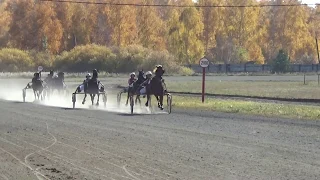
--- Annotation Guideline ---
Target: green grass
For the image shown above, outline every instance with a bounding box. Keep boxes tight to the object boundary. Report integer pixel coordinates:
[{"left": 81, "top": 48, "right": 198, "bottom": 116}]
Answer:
[
  {"left": 173, "top": 96, "right": 320, "bottom": 120},
  {"left": 167, "top": 81, "right": 320, "bottom": 99}
]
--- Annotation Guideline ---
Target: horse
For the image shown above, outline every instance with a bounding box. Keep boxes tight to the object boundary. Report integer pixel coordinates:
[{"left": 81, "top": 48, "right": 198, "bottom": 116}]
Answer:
[
  {"left": 126, "top": 70, "right": 146, "bottom": 106},
  {"left": 28, "top": 75, "right": 45, "bottom": 101},
  {"left": 82, "top": 77, "right": 105, "bottom": 106},
  {"left": 145, "top": 67, "right": 166, "bottom": 110},
  {"left": 47, "top": 72, "right": 67, "bottom": 96}
]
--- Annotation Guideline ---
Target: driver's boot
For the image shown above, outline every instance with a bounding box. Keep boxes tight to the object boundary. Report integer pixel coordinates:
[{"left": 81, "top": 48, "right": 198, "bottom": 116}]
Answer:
[
  {"left": 145, "top": 101, "right": 149, "bottom": 107},
  {"left": 82, "top": 100, "right": 86, "bottom": 104}
]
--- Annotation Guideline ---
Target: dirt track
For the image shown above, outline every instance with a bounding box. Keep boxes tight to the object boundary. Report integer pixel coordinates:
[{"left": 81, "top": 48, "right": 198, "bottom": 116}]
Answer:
[{"left": 0, "top": 99, "right": 319, "bottom": 180}]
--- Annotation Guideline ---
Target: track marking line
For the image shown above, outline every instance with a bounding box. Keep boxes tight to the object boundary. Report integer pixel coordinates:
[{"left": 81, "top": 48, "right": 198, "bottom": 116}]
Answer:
[
  {"left": 0, "top": 147, "right": 49, "bottom": 180},
  {"left": 0, "top": 137, "right": 25, "bottom": 148},
  {"left": 1, "top": 174, "right": 9, "bottom": 180},
  {"left": 123, "top": 164, "right": 141, "bottom": 180},
  {"left": 24, "top": 123, "right": 56, "bottom": 180},
  {"left": 2, "top": 133, "right": 131, "bottom": 180}
]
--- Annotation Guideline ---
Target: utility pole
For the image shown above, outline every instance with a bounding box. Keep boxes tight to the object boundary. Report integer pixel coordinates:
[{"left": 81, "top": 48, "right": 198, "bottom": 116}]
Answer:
[{"left": 316, "top": 37, "right": 320, "bottom": 64}]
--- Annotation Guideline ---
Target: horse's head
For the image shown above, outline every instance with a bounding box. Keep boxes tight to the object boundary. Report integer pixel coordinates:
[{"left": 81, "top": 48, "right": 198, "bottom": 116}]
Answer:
[
  {"left": 154, "top": 65, "right": 165, "bottom": 77},
  {"left": 138, "top": 70, "right": 144, "bottom": 79},
  {"left": 34, "top": 72, "right": 40, "bottom": 78},
  {"left": 58, "top": 72, "right": 65, "bottom": 79},
  {"left": 92, "top": 69, "right": 98, "bottom": 79}
]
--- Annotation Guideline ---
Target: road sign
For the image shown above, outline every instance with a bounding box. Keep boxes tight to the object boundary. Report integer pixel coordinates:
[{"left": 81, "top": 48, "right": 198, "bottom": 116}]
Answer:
[
  {"left": 38, "top": 66, "right": 43, "bottom": 72},
  {"left": 199, "top": 58, "right": 210, "bottom": 68},
  {"left": 199, "top": 57, "right": 210, "bottom": 103}
]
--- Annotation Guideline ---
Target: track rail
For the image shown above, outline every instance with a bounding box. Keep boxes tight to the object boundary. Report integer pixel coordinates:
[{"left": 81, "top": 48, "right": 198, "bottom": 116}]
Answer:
[{"left": 116, "top": 85, "right": 320, "bottom": 104}]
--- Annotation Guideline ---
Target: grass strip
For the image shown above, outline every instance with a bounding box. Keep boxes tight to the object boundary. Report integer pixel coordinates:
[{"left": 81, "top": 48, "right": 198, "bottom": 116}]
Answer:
[{"left": 173, "top": 96, "right": 320, "bottom": 120}]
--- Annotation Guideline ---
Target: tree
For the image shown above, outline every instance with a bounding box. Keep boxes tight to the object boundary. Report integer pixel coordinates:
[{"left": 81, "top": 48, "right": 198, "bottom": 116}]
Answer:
[
  {"left": 35, "top": 2, "right": 63, "bottom": 53},
  {"left": 180, "top": 7, "right": 205, "bottom": 64},
  {"left": 267, "top": 0, "right": 315, "bottom": 63},
  {"left": 7, "top": 0, "right": 37, "bottom": 50},
  {"left": 198, "top": 0, "right": 223, "bottom": 54},
  {"left": 104, "top": 0, "right": 138, "bottom": 47},
  {"left": 167, "top": 3, "right": 204, "bottom": 64},
  {"left": 0, "top": 0, "right": 11, "bottom": 47},
  {"left": 272, "top": 49, "right": 290, "bottom": 73},
  {"left": 137, "top": 0, "right": 166, "bottom": 50}
]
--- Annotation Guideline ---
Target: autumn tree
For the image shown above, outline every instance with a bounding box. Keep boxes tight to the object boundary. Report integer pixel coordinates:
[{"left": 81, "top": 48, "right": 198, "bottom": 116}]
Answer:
[
  {"left": 137, "top": 0, "right": 166, "bottom": 50},
  {"left": 7, "top": 0, "right": 37, "bottom": 50},
  {"left": 104, "top": 0, "right": 138, "bottom": 47},
  {"left": 0, "top": 0, "right": 11, "bottom": 47},
  {"left": 34, "top": 2, "right": 63, "bottom": 53}
]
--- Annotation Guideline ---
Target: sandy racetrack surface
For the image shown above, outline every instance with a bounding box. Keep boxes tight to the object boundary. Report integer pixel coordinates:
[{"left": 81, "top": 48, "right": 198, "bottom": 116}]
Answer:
[
  {"left": 0, "top": 78, "right": 319, "bottom": 179},
  {"left": 0, "top": 100, "right": 319, "bottom": 180}
]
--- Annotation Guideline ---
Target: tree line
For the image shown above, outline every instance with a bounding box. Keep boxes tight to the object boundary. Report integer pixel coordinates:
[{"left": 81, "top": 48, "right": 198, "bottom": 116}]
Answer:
[{"left": 0, "top": 0, "right": 320, "bottom": 66}]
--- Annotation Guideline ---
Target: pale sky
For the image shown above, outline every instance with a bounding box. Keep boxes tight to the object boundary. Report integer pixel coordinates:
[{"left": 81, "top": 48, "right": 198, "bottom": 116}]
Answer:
[
  {"left": 302, "top": 0, "right": 320, "bottom": 5},
  {"left": 193, "top": 0, "right": 320, "bottom": 5}
]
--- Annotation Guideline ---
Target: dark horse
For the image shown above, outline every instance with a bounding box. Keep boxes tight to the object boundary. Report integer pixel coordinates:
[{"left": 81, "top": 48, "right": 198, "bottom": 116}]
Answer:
[
  {"left": 145, "top": 66, "right": 166, "bottom": 110},
  {"left": 28, "top": 73, "right": 45, "bottom": 101},
  {"left": 46, "top": 72, "right": 67, "bottom": 96},
  {"left": 82, "top": 70, "right": 105, "bottom": 106},
  {"left": 126, "top": 70, "right": 146, "bottom": 105}
]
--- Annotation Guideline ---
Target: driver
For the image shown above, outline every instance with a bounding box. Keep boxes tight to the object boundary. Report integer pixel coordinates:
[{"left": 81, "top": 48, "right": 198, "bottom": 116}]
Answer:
[
  {"left": 76, "top": 73, "right": 91, "bottom": 93},
  {"left": 128, "top": 72, "right": 136, "bottom": 85},
  {"left": 139, "top": 71, "right": 152, "bottom": 95},
  {"left": 32, "top": 72, "right": 41, "bottom": 83},
  {"left": 84, "top": 73, "right": 91, "bottom": 83},
  {"left": 44, "top": 70, "right": 54, "bottom": 83},
  {"left": 30, "top": 72, "right": 42, "bottom": 88}
]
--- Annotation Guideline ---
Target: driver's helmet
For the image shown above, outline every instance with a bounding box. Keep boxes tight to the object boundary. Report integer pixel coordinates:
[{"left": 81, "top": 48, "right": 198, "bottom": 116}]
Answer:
[
  {"left": 34, "top": 72, "right": 40, "bottom": 78},
  {"left": 156, "top": 65, "right": 163, "bottom": 68},
  {"left": 130, "top": 72, "right": 136, "bottom": 77},
  {"left": 53, "top": 74, "right": 58, "bottom": 78},
  {"left": 86, "top": 73, "right": 91, "bottom": 78},
  {"left": 145, "top": 71, "right": 152, "bottom": 78}
]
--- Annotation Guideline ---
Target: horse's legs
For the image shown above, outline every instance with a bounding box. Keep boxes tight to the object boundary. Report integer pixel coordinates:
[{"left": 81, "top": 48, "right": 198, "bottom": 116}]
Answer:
[
  {"left": 159, "top": 95, "right": 164, "bottom": 110},
  {"left": 135, "top": 95, "right": 141, "bottom": 104},
  {"left": 96, "top": 94, "right": 100, "bottom": 106},
  {"left": 82, "top": 93, "right": 87, "bottom": 104},
  {"left": 154, "top": 95, "right": 160, "bottom": 107},
  {"left": 33, "top": 90, "right": 37, "bottom": 101},
  {"left": 90, "top": 94, "right": 95, "bottom": 105},
  {"left": 145, "top": 94, "right": 150, "bottom": 107},
  {"left": 126, "top": 91, "right": 130, "bottom": 106}
]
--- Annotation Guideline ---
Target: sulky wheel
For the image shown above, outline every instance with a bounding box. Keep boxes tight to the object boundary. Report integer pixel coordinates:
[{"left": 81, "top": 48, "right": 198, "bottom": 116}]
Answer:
[
  {"left": 130, "top": 95, "right": 134, "bottom": 114},
  {"left": 22, "top": 89, "right": 26, "bottom": 102},
  {"left": 103, "top": 93, "right": 107, "bottom": 108},
  {"left": 117, "top": 92, "right": 122, "bottom": 107},
  {"left": 72, "top": 93, "right": 76, "bottom": 109},
  {"left": 167, "top": 94, "right": 172, "bottom": 114}
]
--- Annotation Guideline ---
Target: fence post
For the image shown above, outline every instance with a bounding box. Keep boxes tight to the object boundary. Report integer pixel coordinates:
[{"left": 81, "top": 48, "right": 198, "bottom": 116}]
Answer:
[
  {"left": 318, "top": 74, "right": 320, "bottom": 86},
  {"left": 299, "top": 64, "right": 301, "bottom": 72},
  {"left": 304, "top": 73, "right": 306, "bottom": 85}
]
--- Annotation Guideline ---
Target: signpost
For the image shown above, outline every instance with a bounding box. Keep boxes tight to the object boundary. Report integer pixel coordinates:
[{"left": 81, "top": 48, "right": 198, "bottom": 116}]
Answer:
[
  {"left": 38, "top": 66, "right": 43, "bottom": 72},
  {"left": 38, "top": 66, "right": 43, "bottom": 78},
  {"left": 199, "top": 57, "right": 209, "bottom": 103}
]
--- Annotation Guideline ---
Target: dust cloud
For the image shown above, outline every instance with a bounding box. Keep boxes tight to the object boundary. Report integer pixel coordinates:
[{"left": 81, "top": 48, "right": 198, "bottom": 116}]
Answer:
[{"left": 0, "top": 78, "right": 167, "bottom": 115}]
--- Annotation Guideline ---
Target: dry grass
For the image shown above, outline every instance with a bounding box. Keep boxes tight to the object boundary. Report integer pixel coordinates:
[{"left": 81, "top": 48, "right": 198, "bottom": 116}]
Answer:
[
  {"left": 173, "top": 96, "right": 320, "bottom": 120},
  {"left": 167, "top": 81, "right": 320, "bottom": 99}
]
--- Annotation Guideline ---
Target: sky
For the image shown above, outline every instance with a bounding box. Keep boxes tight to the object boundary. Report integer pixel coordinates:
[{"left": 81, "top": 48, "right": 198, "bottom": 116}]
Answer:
[
  {"left": 303, "top": 0, "right": 320, "bottom": 5},
  {"left": 193, "top": 0, "right": 320, "bottom": 5}
]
